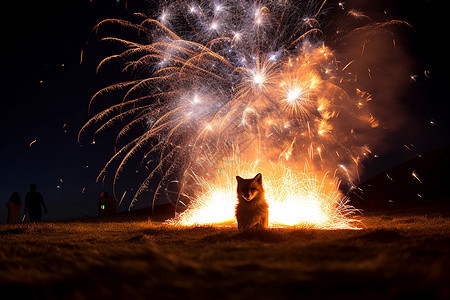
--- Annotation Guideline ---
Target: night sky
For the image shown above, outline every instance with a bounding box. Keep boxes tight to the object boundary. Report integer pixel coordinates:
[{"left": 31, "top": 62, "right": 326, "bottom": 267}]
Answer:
[{"left": 1, "top": 0, "right": 449, "bottom": 221}]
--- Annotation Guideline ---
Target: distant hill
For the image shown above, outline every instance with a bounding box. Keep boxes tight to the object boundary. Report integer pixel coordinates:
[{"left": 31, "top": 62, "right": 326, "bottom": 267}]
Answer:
[{"left": 349, "top": 145, "right": 450, "bottom": 211}]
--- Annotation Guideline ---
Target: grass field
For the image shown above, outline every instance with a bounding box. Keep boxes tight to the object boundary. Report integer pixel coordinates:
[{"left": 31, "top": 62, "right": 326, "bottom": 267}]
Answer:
[{"left": 1, "top": 210, "right": 450, "bottom": 299}]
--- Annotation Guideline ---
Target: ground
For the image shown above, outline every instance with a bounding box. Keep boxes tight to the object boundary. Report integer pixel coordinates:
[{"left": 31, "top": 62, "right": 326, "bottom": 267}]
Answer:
[{"left": 1, "top": 209, "right": 450, "bottom": 299}]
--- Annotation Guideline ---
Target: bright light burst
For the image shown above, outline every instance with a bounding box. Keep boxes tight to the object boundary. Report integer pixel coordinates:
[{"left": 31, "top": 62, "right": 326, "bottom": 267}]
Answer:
[
  {"left": 79, "top": 0, "right": 407, "bottom": 228},
  {"left": 168, "top": 153, "right": 358, "bottom": 229}
]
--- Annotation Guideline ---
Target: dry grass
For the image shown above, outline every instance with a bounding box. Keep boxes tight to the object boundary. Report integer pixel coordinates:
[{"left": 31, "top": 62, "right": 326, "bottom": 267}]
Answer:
[{"left": 1, "top": 213, "right": 450, "bottom": 299}]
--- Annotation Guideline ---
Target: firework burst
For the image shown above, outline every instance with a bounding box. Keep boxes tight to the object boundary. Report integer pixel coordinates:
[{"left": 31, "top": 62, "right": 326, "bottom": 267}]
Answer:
[{"left": 79, "top": 0, "right": 408, "bottom": 228}]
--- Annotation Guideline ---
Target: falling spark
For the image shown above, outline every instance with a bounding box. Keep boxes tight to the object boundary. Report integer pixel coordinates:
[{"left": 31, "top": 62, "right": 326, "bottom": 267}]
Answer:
[
  {"left": 386, "top": 173, "right": 394, "bottom": 182},
  {"left": 412, "top": 171, "right": 422, "bottom": 184},
  {"left": 80, "top": 49, "right": 84, "bottom": 64},
  {"left": 118, "top": 191, "right": 127, "bottom": 208},
  {"left": 29, "top": 140, "right": 37, "bottom": 148}
]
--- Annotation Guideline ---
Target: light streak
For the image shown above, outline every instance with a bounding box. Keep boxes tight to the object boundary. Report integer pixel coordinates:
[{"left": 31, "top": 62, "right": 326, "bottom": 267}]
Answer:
[
  {"left": 412, "top": 171, "right": 422, "bottom": 184},
  {"left": 118, "top": 191, "right": 127, "bottom": 208}
]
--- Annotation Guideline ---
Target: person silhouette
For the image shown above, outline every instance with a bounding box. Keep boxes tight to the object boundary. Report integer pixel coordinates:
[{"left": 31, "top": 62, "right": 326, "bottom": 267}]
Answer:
[
  {"left": 6, "top": 192, "right": 22, "bottom": 224},
  {"left": 25, "top": 184, "right": 47, "bottom": 222}
]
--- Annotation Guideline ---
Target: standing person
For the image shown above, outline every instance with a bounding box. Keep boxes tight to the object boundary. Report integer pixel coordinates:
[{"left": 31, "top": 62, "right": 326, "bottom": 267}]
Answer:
[
  {"left": 5, "top": 192, "right": 22, "bottom": 224},
  {"left": 25, "top": 184, "right": 47, "bottom": 222}
]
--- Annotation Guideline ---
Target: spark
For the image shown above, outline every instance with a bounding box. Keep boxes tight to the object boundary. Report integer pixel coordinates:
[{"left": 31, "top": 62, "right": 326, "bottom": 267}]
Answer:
[
  {"left": 386, "top": 174, "right": 394, "bottom": 182},
  {"left": 189, "top": 5, "right": 198, "bottom": 13},
  {"left": 159, "top": 9, "right": 170, "bottom": 23},
  {"left": 190, "top": 94, "right": 201, "bottom": 104},
  {"left": 412, "top": 171, "right": 422, "bottom": 184},
  {"left": 268, "top": 53, "right": 279, "bottom": 62},
  {"left": 348, "top": 9, "right": 369, "bottom": 20},
  {"left": 118, "top": 191, "right": 127, "bottom": 208}
]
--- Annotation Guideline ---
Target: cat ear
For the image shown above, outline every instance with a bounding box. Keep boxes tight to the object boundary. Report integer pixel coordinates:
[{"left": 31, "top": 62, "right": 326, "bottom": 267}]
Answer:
[
  {"left": 253, "top": 173, "right": 262, "bottom": 184},
  {"left": 236, "top": 176, "right": 243, "bottom": 183}
]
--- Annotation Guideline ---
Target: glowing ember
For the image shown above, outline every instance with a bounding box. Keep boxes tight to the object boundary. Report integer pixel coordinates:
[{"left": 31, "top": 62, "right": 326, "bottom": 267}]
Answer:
[{"left": 80, "top": 0, "right": 408, "bottom": 229}]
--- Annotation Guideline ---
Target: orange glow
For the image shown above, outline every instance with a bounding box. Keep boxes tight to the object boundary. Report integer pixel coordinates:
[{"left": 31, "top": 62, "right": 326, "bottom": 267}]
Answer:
[{"left": 167, "top": 157, "right": 360, "bottom": 229}]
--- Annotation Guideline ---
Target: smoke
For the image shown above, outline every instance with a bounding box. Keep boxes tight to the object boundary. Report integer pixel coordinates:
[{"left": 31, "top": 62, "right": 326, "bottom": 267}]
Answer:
[{"left": 331, "top": 15, "right": 418, "bottom": 179}]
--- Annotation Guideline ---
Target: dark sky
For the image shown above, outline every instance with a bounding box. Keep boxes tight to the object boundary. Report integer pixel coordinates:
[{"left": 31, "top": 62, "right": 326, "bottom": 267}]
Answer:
[{"left": 1, "top": 0, "right": 448, "bottom": 221}]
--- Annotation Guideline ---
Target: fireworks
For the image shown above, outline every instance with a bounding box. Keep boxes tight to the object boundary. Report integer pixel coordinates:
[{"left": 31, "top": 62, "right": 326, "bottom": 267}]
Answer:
[
  {"left": 79, "top": 0, "right": 407, "bottom": 228},
  {"left": 168, "top": 155, "right": 358, "bottom": 229}
]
